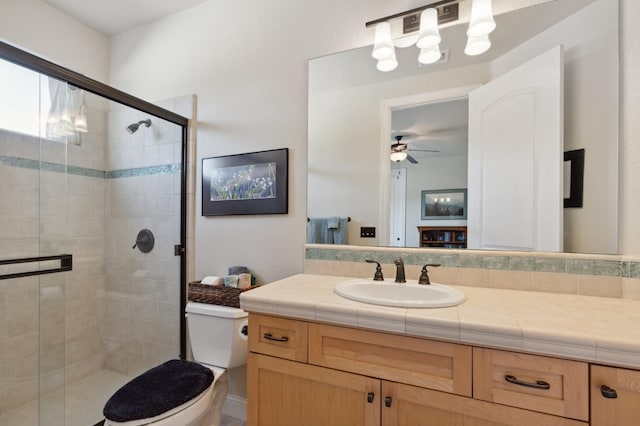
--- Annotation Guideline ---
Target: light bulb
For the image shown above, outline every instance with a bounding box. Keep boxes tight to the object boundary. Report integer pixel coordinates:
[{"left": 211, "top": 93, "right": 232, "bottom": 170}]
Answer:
[
  {"left": 416, "top": 8, "right": 441, "bottom": 49},
  {"left": 390, "top": 151, "right": 407, "bottom": 162},
  {"left": 377, "top": 52, "right": 398, "bottom": 72},
  {"left": 74, "top": 114, "right": 88, "bottom": 132},
  {"left": 372, "top": 22, "right": 394, "bottom": 60},
  {"left": 465, "top": 34, "right": 491, "bottom": 56},
  {"left": 467, "top": 0, "right": 496, "bottom": 37},
  {"left": 418, "top": 45, "right": 442, "bottom": 64}
]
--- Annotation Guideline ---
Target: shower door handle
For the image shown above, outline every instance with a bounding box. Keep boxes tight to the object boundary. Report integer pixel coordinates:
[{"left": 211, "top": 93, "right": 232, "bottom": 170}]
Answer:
[{"left": 0, "top": 254, "right": 73, "bottom": 280}]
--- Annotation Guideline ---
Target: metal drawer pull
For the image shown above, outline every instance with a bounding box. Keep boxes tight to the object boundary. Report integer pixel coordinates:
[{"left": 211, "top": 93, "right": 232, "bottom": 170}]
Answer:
[
  {"left": 263, "top": 333, "right": 289, "bottom": 342},
  {"left": 601, "top": 385, "right": 618, "bottom": 399},
  {"left": 367, "top": 392, "right": 374, "bottom": 403},
  {"left": 505, "top": 374, "right": 551, "bottom": 390},
  {"left": 384, "top": 396, "right": 392, "bottom": 407}
]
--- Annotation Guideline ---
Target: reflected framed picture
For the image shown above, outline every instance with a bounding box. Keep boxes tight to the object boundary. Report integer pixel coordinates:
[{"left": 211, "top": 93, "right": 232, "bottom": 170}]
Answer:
[
  {"left": 202, "top": 148, "right": 288, "bottom": 216},
  {"left": 421, "top": 189, "right": 467, "bottom": 220}
]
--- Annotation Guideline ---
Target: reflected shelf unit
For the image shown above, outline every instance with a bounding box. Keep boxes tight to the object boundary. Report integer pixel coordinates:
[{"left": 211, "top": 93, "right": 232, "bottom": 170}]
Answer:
[{"left": 418, "top": 226, "right": 467, "bottom": 249}]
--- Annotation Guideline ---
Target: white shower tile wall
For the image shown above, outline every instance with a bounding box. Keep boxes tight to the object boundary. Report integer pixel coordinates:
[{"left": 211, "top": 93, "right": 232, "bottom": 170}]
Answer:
[{"left": 102, "top": 104, "right": 182, "bottom": 377}]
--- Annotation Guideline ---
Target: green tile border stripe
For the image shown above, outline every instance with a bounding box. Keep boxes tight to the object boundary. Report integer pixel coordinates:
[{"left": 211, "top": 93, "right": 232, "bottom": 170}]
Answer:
[
  {"left": 1, "top": 155, "right": 106, "bottom": 178},
  {"left": 106, "top": 163, "right": 182, "bottom": 179},
  {"left": 1, "top": 155, "right": 181, "bottom": 179},
  {"left": 305, "top": 247, "right": 640, "bottom": 279}
]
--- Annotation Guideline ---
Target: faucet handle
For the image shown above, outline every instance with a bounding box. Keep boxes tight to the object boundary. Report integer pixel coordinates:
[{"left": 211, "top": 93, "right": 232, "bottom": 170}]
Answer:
[
  {"left": 418, "top": 263, "right": 441, "bottom": 285},
  {"left": 365, "top": 260, "right": 384, "bottom": 281}
]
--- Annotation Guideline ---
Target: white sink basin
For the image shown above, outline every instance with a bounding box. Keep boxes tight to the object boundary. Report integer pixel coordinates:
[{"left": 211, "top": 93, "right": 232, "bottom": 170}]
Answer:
[{"left": 334, "top": 279, "right": 465, "bottom": 308}]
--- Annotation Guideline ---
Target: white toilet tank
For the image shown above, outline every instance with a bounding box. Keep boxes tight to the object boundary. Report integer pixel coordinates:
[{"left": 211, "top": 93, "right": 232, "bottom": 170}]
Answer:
[{"left": 185, "top": 302, "right": 249, "bottom": 369}]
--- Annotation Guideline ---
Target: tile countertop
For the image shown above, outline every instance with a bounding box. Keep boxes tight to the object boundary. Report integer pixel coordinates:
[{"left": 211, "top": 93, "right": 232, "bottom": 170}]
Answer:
[{"left": 240, "top": 274, "right": 640, "bottom": 369}]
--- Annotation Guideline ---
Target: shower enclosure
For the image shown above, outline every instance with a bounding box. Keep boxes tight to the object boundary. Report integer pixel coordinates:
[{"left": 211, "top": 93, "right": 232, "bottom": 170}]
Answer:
[{"left": 0, "top": 42, "right": 190, "bottom": 425}]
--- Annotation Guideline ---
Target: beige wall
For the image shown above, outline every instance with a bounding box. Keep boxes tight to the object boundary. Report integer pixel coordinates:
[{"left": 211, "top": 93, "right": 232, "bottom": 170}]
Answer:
[{"left": 0, "top": 0, "right": 109, "bottom": 82}]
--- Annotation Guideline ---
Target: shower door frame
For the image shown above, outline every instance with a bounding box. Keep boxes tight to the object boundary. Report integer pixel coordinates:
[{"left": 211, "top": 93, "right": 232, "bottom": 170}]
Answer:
[{"left": 0, "top": 40, "right": 190, "bottom": 360}]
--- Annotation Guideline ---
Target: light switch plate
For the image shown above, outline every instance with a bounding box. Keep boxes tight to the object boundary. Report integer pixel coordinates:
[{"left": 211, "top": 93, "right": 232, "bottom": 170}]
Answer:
[{"left": 360, "top": 227, "right": 376, "bottom": 238}]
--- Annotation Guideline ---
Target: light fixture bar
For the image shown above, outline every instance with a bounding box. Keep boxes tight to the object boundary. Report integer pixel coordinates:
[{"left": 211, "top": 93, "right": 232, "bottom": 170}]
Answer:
[{"left": 365, "top": 0, "right": 459, "bottom": 29}]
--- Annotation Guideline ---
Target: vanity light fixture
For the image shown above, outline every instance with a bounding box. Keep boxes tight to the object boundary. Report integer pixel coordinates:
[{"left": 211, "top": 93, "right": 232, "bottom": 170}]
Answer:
[
  {"left": 73, "top": 105, "right": 88, "bottom": 133},
  {"left": 366, "top": 0, "right": 495, "bottom": 72},
  {"left": 467, "top": 0, "right": 496, "bottom": 37}
]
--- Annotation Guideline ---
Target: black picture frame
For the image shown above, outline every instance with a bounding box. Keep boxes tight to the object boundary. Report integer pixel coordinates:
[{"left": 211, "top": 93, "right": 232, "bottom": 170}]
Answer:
[
  {"left": 564, "top": 149, "right": 585, "bottom": 208},
  {"left": 202, "top": 148, "right": 288, "bottom": 216},
  {"left": 421, "top": 189, "right": 467, "bottom": 220}
]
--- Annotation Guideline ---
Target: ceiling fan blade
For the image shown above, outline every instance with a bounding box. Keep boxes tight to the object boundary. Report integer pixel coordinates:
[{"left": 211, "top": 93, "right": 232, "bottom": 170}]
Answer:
[
  {"left": 406, "top": 154, "right": 418, "bottom": 164},
  {"left": 408, "top": 148, "right": 440, "bottom": 153}
]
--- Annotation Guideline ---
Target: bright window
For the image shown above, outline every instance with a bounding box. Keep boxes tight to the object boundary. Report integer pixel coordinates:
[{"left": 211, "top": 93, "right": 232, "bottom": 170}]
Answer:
[{"left": 0, "top": 58, "right": 51, "bottom": 137}]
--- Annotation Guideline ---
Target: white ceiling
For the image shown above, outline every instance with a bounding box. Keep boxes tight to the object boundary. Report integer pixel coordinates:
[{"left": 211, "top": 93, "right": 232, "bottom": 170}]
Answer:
[
  {"left": 392, "top": 98, "right": 469, "bottom": 160},
  {"left": 43, "top": 0, "right": 211, "bottom": 36}
]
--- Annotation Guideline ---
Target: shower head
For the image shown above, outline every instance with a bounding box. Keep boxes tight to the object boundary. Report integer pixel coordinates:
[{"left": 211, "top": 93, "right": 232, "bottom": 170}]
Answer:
[{"left": 126, "top": 119, "right": 152, "bottom": 134}]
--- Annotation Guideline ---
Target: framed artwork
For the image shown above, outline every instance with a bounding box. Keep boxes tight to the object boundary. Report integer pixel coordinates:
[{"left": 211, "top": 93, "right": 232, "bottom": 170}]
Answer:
[
  {"left": 202, "top": 148, "right": 288, "bottom": 216},
  {"left": 421, "top": 189, "right": 467, "bottom": 220}
]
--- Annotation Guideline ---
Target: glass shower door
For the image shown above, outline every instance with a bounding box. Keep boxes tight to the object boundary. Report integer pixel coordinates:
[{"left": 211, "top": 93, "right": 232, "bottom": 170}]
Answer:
[
  {"left": 0, "top": 62, "right": 70, "bottom": 425},
  {"left": 1, "top": 43, "right": 188, "bottom": 426}
]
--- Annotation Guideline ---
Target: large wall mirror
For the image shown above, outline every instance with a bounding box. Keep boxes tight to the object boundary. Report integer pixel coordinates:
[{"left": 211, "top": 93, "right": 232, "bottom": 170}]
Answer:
[{"left": 308, "top": 0, "right": 619, "bottom": 254}]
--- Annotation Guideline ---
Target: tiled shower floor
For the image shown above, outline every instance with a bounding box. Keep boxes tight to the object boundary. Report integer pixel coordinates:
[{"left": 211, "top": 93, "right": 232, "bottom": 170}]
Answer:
[
  {"left": 0, "top": 369, "right": 246, "bottom": 426},
  {"left": 0, "top": 369, "right": 130, "bottom": 426}
]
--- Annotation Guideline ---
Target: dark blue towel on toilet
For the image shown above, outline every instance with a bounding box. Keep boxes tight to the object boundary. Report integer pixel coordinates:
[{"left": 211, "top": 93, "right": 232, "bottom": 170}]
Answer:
[{"left": 103, "top": 359, "right": 214, "bottom": 422}]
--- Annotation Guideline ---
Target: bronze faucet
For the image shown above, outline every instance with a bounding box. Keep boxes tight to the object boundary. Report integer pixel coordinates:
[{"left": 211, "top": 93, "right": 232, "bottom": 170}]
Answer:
[
  {"left": 365, "top": 260, "right": 384, "bottom": 281},
  {"left": 394, "top": 257, "right": 406, "bottom": 283},
  {"left": 418, "top": 263, "right": 441, "bottom": 285}
]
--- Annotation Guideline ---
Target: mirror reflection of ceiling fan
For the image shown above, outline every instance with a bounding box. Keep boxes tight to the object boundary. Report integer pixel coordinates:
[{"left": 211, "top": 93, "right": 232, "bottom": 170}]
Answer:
[{"left": 390, "top": 134, "right": 439, "bottom": 164}]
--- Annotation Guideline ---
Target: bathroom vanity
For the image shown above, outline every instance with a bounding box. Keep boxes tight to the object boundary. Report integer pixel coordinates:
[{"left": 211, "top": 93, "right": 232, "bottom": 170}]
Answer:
[{"left": 241, "top": 274, "right": 640, "bottom": 425}]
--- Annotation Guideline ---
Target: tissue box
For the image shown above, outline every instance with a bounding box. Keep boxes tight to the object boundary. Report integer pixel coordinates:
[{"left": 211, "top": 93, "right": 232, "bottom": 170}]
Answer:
[{"left": 188, "top": 281, "right": 258, "bottom": 308}]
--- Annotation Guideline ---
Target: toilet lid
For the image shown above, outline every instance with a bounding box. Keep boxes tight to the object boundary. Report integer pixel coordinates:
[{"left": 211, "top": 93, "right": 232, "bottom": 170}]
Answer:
[{"left": 103, "top": 359, "right": 214, "bottom": 422}]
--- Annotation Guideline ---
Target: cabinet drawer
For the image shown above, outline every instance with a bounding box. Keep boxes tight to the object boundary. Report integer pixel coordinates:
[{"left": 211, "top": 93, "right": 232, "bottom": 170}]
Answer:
[
  {"left": 473, "top": 348, "right": 588, "bottom": 421},
  {"left": 309, "top": 323, "right": 472, "bottom": 396},
  {"left": 248, "top": 314, "right": 308, "bottom": 362}
]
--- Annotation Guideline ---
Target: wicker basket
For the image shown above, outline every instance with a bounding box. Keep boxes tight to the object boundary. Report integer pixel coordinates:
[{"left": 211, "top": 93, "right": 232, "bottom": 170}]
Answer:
[{"left": 187, "top": 282, "right": 257, "bottom": 308}]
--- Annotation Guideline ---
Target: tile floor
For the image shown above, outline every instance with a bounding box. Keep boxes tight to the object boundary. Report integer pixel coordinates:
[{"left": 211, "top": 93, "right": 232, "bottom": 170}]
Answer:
[
  {"left": 0, "top": 369, "right": 246, "bottom": 426},
  {"left": 222, "top": 414, "right": 247, "bottom": 426}
]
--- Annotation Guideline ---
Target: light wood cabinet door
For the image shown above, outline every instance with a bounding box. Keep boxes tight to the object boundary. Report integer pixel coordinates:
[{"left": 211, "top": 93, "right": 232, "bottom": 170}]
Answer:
[
  {"left": 247, "top": 353, "right": 380, "bottom": 426},
  {"left": 591, "top": 365, "right": 640, "bottom": 426},
  {"left": 473, "top": 347, "right": 588, "bottom": 420},
  {"left": 309, "top": 322, "right": 472, "bottom": 396},
  {"left": 381, "top": 381, "right": 587, "bottom": 426}
]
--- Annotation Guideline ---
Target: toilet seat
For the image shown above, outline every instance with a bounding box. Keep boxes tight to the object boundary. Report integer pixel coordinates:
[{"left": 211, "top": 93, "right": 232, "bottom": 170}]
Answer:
[
  {"left": 105, "top": 382, "right": 214, "bottom": 426},
  {"left": 104, "top": 361, "right": 226, "bottom": 426}
]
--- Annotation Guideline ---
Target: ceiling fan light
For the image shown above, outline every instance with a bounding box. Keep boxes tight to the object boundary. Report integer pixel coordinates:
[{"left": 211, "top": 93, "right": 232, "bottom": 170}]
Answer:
[
  {"left": 418, "top": 45, "right": 442, "bottom": 65},
  {"left": 372, "top": 22, "right": 395, "bottom": 60},
  {"left": 464, "top": 34, "right": 491, "bottom": 56},
  {"left": 416, "top": 8, "right": 441, "bottom": 49},
  {"left": 390, "top": 151, "right": 408, "bottom": 162},
  {"left": 467, "top": 0, "right": 496, "bottom": 37},
  {"left": 377, "top": 52, "right": 398, "bottom": 72}
]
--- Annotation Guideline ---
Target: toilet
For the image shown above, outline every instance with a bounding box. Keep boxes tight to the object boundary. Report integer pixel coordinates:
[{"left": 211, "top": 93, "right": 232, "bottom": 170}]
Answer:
[{"left": 103, "top": 302, "right": 248, "bottom": 426}]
